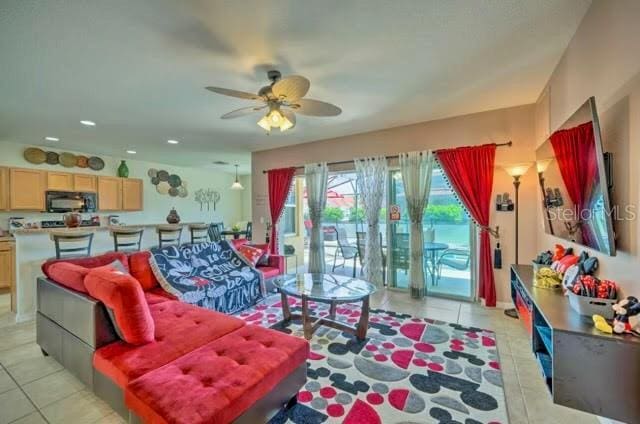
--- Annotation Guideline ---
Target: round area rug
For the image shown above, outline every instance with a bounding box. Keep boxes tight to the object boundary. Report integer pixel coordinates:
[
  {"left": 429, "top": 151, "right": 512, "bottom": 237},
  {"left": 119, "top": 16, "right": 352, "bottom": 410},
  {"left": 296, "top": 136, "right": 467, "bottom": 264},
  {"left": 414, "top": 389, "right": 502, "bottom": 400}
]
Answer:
[{"left": 235, "top": 295, "right": 508, "bottom": 424}]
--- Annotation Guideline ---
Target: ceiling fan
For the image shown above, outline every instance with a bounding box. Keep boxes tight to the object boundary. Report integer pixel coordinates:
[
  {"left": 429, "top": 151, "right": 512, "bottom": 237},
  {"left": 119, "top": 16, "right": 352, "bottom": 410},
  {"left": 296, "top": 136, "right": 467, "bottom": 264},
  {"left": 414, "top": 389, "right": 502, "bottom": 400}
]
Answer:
[{"left": 205, "top": 70, "right": 342, "bottom": 132}]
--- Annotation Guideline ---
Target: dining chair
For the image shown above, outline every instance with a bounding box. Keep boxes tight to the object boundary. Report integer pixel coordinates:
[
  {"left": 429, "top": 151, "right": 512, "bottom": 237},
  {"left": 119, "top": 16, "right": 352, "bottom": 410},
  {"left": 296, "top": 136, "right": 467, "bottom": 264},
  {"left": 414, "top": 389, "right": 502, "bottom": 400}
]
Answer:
[
  {"left": 208, "top": 223, "right": 222, "bottom": 242},
  {"left": 245, "top": 222, "right": 252, "bottom": 241},
  {"left": 331, "top": 227, "right": 358, "bottom": 277}
]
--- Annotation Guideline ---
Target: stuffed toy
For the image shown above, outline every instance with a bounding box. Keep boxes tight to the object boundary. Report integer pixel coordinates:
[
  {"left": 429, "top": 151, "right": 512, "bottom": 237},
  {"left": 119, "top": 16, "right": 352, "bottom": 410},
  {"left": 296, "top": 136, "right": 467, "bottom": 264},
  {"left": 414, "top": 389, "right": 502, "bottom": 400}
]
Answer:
[{"left": 612, "top": 296, "right": 640, "bottom": 335}]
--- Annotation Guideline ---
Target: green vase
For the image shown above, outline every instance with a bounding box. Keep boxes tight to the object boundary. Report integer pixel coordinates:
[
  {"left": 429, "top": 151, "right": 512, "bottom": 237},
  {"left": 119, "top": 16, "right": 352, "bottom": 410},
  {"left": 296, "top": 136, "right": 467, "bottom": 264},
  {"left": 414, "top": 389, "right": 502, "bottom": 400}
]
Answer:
[{"left": 117, "top": 160, "right": 129, "bottom": 178}]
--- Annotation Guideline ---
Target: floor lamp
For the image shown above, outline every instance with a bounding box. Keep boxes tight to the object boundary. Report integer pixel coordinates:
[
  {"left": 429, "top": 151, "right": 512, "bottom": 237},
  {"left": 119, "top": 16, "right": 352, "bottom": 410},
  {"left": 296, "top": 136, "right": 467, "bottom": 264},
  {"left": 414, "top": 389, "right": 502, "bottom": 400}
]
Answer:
[{"left": 502, "top": 163, "right": 533, "bottom": 318}]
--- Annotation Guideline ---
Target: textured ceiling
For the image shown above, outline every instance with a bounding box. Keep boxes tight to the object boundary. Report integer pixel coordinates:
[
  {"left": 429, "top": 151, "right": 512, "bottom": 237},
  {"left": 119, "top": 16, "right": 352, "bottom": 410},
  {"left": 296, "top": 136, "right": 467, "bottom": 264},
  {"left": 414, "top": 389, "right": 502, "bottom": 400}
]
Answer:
[{"left": 0, "top": 0, "right": 591, "bottom": 172}]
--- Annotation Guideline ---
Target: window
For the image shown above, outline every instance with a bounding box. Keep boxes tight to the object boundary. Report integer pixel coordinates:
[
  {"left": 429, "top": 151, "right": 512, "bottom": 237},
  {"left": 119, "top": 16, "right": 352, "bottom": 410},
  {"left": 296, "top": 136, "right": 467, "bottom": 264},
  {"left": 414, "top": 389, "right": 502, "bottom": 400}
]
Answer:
[{"left": 282, "top": 183, "right": 296, "bottom": 236}]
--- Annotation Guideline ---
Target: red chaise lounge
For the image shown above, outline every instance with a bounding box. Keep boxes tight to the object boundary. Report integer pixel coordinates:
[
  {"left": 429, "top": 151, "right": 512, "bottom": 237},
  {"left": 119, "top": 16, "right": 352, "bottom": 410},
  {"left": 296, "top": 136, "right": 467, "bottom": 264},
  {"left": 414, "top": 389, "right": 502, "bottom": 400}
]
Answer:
[{"left": 37, "top": 251, "right": 307, "bottom": 423}]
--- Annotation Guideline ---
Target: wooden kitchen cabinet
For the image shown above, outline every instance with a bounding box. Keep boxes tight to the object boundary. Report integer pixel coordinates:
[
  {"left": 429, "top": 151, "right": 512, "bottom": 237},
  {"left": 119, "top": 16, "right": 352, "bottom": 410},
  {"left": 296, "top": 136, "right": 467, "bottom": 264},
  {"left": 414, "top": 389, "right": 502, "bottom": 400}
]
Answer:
[
  {"left": 9, "top": 168, "right": 45, "bottom": 210},
  {"left": 73, "top": 174, "right": 97, "bottom": 192},
  {"left": 0, "top": 242, "right": 15, "bottom": 289},
  {"left": 47, "top": 171, "right": 74, "bottom": 191},
  {"left": 97, "top": 176, "right": 122, "bottom": 211},
  {"left": 122, "top": 178, "right": 143, "bottom": 211},
  {"left": 0, "top": 167, "right": 8, "bottom": 210}
]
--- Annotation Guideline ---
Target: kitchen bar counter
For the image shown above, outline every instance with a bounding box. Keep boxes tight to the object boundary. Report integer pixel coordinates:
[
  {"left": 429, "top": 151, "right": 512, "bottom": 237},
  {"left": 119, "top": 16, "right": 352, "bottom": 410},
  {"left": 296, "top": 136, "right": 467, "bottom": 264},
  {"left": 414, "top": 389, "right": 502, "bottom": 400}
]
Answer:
[
  {"left": 12, "top": 222, "right": 205, "bottom": 234},
  {"left": 11, "top": 222, "right": 209, "bottom": 321}
]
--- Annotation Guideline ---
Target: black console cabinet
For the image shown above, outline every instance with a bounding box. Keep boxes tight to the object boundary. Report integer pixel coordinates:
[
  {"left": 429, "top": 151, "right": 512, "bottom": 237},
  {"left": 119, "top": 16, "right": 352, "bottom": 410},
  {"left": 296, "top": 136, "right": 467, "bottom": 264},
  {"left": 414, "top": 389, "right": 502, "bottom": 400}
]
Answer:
[{"left": 510, "top": 265, "right": 640, "bottom": 423}]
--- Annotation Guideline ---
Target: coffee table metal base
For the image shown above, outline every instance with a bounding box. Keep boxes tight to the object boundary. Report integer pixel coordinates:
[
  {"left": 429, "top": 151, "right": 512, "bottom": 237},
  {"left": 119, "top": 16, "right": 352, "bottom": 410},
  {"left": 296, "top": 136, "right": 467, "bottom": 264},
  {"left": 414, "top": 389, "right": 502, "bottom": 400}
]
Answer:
[{"left": 280, "top": 292, "right": 370, "bottom": 341}]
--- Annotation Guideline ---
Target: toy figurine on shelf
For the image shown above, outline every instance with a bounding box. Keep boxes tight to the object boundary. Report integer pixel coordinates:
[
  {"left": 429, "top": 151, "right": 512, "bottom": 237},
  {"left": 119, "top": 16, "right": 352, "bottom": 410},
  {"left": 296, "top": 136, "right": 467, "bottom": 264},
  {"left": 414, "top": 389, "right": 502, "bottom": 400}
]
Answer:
[
  {"left": 612, "top": 296, "right": 640, "bottom": 336},
  {"left": 594, "top": 296, "right": 640, "bottom": 336}
]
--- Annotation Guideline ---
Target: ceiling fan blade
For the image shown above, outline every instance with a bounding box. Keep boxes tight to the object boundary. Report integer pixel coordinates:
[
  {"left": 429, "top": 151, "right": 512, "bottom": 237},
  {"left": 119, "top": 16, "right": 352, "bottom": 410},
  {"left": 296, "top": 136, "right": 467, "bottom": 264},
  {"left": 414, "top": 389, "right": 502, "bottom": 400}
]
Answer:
[
  {"left": 221, "top": 105, "right": 266, "bottom": 119},
  {"left": 205, "top": 86, "right": 261, "bottom": 100},
  {"left": 292, "top": 99, "right": 342, "bottom": 116},
  {"left": 272, "top": 75, "right": 310, "bottom": 102}
]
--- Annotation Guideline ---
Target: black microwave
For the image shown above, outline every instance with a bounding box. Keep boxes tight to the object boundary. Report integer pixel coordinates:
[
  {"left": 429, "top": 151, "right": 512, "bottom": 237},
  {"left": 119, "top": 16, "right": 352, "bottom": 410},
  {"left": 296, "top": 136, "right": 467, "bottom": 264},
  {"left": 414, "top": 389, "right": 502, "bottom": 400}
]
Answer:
[{"left": 45, "top": 191, "right": 97, "bottom": 213}]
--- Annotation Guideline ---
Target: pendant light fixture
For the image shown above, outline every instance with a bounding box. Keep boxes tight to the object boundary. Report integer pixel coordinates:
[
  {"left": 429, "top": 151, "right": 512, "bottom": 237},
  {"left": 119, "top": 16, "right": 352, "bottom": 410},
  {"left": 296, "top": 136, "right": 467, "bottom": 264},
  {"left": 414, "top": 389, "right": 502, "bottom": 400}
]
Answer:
[{"left": 230, "top": 164, "right": 244, "bottom": 190}]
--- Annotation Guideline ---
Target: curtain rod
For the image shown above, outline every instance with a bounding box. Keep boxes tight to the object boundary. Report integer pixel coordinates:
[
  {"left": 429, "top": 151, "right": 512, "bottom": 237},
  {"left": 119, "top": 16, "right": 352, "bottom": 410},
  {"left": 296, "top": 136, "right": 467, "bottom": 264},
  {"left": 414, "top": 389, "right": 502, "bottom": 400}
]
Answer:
[{"left": 261, "top": 141, "right": 512, "bottom": 174}]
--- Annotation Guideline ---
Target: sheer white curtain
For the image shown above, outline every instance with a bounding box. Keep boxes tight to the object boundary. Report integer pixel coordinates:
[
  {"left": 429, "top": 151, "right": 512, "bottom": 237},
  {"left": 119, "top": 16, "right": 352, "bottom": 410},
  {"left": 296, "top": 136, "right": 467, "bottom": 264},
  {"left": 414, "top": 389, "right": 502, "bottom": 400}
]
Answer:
[
  {"left": 305, "top": 163, "right": 329, "bottom": 273},
  {"left": 355, "top": 156, "right": 388, "bottom": 287},
  {"left": 400, "top": 150, "right": 434, "bottom": 298}
]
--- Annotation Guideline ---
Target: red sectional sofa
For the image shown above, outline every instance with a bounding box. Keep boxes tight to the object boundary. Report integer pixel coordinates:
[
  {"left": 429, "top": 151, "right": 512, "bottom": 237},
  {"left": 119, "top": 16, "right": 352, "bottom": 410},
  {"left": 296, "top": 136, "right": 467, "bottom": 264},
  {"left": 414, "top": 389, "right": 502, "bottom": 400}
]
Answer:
[{"left": 36, "top": 250, "right": 307, "bottom": 424}]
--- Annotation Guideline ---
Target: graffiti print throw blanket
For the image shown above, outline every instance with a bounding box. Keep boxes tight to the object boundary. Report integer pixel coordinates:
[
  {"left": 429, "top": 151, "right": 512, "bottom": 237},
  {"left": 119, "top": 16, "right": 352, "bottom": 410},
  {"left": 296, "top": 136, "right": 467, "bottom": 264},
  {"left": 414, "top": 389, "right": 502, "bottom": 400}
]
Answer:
[{"left": 149, "top": 241, "right": 264, "bottom": 314}]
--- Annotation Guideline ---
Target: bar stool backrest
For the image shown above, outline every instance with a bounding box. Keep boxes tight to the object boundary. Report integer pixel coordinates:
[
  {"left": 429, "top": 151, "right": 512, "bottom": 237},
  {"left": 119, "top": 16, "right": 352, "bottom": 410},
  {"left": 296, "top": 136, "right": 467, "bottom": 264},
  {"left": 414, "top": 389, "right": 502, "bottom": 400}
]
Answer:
[
  {"left": 50, "top": 231, "right": 94, "bottom": 259},
  {"left": 156, "top": 224, "right": 183, "bottom": 248},
  {"left": 110, "top": 227, "right": 144, "bottom": 252},
  {"left": 189, "top": 223, "right": 209, "bottom": 244}
]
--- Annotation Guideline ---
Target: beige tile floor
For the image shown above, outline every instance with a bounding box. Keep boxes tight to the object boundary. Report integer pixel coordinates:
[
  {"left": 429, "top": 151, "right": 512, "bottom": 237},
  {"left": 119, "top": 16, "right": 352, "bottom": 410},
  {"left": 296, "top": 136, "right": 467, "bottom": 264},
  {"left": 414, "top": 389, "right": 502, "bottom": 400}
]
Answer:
[{"left": 0, "top": 290, "right": 601, "bottom": 424}]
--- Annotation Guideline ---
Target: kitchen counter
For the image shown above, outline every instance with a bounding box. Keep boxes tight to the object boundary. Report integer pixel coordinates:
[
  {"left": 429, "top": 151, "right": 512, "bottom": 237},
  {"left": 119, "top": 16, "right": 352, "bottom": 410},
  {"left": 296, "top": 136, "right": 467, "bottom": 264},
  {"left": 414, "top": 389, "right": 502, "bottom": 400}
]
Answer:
[
  {"left": 11, "top": 222, "right": 205, "bottom": 234},
  {"left": 0, "top": 235, "right": 14, "bottom": 242},
  {"left": 10, "top": 222, "right": 209, "bottom": 322}
]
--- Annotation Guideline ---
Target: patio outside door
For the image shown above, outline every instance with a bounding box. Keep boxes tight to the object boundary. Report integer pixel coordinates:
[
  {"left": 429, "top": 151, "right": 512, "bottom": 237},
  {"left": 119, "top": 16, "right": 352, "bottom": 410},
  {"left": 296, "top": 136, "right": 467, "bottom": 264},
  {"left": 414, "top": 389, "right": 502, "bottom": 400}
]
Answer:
[{"left": 387, "top": 167, "right": 475, "bottom": 300}]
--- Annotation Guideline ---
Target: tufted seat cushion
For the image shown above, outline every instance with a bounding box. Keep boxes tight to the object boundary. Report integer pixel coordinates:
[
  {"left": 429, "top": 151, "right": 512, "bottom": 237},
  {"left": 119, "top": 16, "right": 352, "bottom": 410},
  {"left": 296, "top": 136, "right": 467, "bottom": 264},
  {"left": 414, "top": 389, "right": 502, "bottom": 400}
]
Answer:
[
  {"left": 144, "top": 287, "right": 177, "bottom": 305},
  {"left": 125, "top": 324, "right": 309, "bottom": 424},
  {"left": 94, "top": 300, "right": 245, "bottom": 387}
]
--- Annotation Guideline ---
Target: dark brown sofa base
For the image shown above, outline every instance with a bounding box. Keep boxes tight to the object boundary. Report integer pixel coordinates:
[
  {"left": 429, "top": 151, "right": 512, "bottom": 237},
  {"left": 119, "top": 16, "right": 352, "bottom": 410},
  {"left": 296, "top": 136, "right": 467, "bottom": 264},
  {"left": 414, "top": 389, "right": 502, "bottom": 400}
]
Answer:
[{"left": 36, "top": 277, "right": 305, "bottom": 423}]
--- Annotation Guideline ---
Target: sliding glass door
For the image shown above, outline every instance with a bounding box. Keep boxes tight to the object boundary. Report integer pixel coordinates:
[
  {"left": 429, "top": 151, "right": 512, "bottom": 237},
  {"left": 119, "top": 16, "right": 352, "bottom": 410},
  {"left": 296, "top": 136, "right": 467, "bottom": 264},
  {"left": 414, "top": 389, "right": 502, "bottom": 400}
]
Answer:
[{"left": 387, "top": 166, "right": 475, "bottom": 300}]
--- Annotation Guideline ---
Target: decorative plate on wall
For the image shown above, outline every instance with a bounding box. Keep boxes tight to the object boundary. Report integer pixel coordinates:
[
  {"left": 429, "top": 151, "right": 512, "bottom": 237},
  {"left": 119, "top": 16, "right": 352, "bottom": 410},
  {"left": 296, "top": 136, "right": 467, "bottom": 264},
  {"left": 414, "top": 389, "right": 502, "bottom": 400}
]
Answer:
[
  {"left": 45, "top": 151, "right": 59, "bottom": 165},
  {"left": 76, "top": 155, "right": 89, "bottom": 168},
  {"left": 24, "top": 147, "right": 47, "bottom": 164},
  {"left": 88, "top": 156, "right": 105, "bottom": 171},
  {"left": 59, "top": 152, "right": 77, "bottom": 167},
  {"left": 149, "top": 168, "right": 188, "bottom": 198}
]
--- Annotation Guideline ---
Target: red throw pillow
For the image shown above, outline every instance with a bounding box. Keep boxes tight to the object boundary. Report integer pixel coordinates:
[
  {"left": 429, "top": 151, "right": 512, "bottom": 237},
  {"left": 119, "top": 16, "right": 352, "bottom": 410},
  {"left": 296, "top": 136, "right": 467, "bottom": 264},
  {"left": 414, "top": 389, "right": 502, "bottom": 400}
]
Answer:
[
  {"left": 237, "top": 245, "right": 264, "bottom": 266},
  {"left": 45, "top": 260, "right": 126, "bottom": 293},
  {"left": 128, "top": 251, "right": 159, "bottom": 291},
  {"left": 84, "top": 268, "right": 155, "bottom": 345},
  {"left": 42, "top": 252, "right": 129, "bottom": 277}
]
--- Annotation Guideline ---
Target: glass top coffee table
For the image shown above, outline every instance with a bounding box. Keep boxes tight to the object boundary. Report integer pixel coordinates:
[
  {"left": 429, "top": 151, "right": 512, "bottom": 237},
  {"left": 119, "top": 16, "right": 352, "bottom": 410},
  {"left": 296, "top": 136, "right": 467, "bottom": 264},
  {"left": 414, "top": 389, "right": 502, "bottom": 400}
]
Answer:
[{"left": 273, "top": 273, "right": 377, "bottom": 341}]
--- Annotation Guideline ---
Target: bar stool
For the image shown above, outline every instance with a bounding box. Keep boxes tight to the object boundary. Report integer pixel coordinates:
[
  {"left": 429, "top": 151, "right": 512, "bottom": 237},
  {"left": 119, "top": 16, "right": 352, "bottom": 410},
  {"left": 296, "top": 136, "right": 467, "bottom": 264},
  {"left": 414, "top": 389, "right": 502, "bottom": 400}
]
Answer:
[
  {"left": 156, "top": 224, "right": 183, "bottom": 248},
  {"left": 188, "top": 223, "right": 209, "bottom": 244},
  {"left": 50, "top": 231, "right": 94, "bottom": 259},
  {"left": 110, "top": 227, "right": 144, "bottom": 252}
]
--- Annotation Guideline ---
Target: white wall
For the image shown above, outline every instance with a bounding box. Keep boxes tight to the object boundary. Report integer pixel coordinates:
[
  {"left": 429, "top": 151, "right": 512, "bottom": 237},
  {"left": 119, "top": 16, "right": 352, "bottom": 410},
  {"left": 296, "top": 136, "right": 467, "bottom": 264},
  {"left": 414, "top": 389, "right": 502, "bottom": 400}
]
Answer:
[
  {"left": 0, "top": 141, "right": 246, "bottom": 229},
  {"left": 535, "top": 0, "right": 640, "bottom": 298}
]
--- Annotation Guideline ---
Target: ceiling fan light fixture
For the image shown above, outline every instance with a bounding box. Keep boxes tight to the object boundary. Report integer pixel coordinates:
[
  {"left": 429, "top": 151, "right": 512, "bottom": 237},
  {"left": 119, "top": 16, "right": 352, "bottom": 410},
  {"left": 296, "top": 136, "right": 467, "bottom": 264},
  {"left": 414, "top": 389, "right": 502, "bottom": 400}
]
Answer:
[
  {"left": 257, "top": 115, "right": 272, "bottom": 131},
  {"left": 280, "top": 115, "right": 294, "bottom": 132}
]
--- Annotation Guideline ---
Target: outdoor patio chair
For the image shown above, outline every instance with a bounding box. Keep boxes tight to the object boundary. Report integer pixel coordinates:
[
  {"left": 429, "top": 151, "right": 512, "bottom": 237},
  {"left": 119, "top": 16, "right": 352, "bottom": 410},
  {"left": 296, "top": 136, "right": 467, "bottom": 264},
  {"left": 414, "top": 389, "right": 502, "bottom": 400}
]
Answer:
[
  {"left": 436, "top": 248, "right": 471, "bottom": 281},
  {"left": 356, "top": 231, "right": 386, "bottom": 283},
  {"left": 332, "top": 227, "right": 358, "bottom": 277},
  {"left": 390, "top": 233, "right": 410, "bottom": 276}
]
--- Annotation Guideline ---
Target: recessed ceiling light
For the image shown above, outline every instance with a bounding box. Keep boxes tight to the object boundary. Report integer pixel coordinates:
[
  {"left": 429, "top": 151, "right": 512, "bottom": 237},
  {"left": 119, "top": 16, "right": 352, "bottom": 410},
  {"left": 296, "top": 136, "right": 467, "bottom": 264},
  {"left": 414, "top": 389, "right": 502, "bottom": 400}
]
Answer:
[
  {"left": 44, "top": 136, "right": 59, "bottom": 141},
  {"left": 167, "top": 139, "right": 179, "bottom": 144},
  {"left": 126, "top": 150, "right": 137, "bottom": 154},
  {"left": 80, "top": 120, "right": 96, "bottom": 126}
]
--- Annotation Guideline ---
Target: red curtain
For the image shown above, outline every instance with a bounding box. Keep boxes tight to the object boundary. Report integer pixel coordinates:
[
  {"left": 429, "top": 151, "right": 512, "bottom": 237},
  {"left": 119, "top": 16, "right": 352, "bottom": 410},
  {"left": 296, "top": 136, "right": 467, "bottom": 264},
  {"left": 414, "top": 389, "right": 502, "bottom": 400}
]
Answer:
[
  {"left": 267, "top": 167, "right": 296, "bottom": 254},
  {"left": 550, "top": 122, "right": 597, "bottom": 245},
  {"left": 437, "top": 144, "right": 497, "bottom": 306}
]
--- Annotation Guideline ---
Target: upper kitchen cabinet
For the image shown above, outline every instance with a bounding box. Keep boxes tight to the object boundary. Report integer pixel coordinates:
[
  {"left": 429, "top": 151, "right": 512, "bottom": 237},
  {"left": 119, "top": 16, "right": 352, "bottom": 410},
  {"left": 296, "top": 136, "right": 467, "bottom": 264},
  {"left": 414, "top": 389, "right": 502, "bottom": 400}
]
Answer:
[
  {"left": 0, "top": 167, "right": 8, "bottom": 210},
  {"left": 97, "top": 176, "right": 122, "bottom": 211},
  {"left": 9, "top": 168, "right": 45, "bottom": 210},
  {"left": 73, "top": 174, "right": 97, "bottom": 192},
  {"left": 46, "top": 171, "right": 74, "bottom": 191},
  {"left": 122, "top": 178, "right": 143, "bottom": 211}
]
